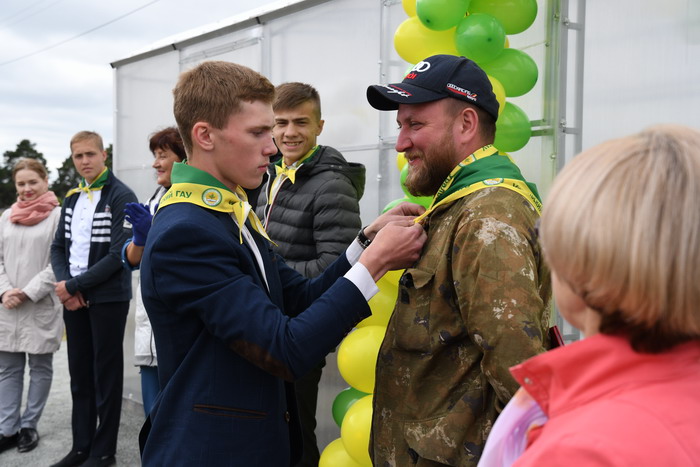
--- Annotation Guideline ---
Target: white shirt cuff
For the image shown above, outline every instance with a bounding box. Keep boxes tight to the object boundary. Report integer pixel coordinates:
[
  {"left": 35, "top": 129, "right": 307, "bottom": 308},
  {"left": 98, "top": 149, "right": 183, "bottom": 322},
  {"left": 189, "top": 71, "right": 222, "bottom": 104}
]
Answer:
[
  {"left": 344, "top": 262, "right": 379, "bottom": 302},
  {"left": 345, "top": 238, "right": 364, "bottom": 265}
]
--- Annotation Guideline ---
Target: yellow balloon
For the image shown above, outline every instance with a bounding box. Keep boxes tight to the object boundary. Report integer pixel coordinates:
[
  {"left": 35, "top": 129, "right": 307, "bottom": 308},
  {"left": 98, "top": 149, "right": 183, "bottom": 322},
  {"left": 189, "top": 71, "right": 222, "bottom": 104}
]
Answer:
[
  {"left": 337, "top": 326, "right": 386, "bottom": 393},
  {"left": 357, "top": 270, "right": 403, "bottom": 328},
  {"left": 402, "top": 0, "right": 417, "bottom": 16},
  {"left": 394, "top": 16, "right": 459, "bottom": 64},
  {"left": 319, "top": 438, "right": 366, "bottom": 467},
  {"left": 504, "top": 36, "right": 510, "bottom": 48},
  {"left": 487, "top": 75, "right": 506, "bottom": 116},
  {"left": 356, "top": 297, "right": 392, "bottom": 328},
  {"left": 340, "top": 395, "right": 374, "bottom": 466},
  {"left": 396, "top": 152, "right": 407, "bottom": 172}
]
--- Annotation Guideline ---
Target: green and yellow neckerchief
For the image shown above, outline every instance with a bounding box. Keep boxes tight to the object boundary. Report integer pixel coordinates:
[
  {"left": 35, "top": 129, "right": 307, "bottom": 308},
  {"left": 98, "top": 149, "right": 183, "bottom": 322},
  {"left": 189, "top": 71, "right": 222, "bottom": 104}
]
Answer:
[
  {"left": 158, "top": 162, "right": 272, "bottom": 244},
  {"left": 262, "top": 145, "right": 320, "bottom": 228},
  {"left": 413, "top": 145, "right": 542, "bottom": 224},
  {"left": 272, "top": 145, "right": 319, "bottom": 186},
  {"left": 65, "top": 167, "right": 109, "bottom": 201}
]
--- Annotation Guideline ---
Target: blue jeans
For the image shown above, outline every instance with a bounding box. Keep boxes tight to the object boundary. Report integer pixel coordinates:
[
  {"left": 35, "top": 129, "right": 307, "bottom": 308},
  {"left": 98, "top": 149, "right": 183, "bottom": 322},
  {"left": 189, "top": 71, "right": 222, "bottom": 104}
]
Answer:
[{"left": 139, "top": 366, "right": 159, "bottom": 416}]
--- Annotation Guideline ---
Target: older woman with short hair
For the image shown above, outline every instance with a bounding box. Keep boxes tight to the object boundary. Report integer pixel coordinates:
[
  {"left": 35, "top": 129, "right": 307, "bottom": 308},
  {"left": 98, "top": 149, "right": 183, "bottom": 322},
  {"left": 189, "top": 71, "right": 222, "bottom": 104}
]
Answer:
[
  {"left": 479, "top": 124, "right": 700, "bottom": 466},
  {"left": 0, "top": 158, "right": 62, "bottom": 454},
  {"left": 123, "top": 126, "right": 186, "bottom": 416}
]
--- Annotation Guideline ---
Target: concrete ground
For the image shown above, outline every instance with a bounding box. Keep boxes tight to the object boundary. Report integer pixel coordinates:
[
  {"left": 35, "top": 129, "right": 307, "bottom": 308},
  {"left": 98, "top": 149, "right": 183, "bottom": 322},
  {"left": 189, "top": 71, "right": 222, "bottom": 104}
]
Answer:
[
  {"left": 0, "top": 273, "right": 350, "bottom": 466},
  {"left": 0, "top": 343, "right": 143, "bottom": 467}
]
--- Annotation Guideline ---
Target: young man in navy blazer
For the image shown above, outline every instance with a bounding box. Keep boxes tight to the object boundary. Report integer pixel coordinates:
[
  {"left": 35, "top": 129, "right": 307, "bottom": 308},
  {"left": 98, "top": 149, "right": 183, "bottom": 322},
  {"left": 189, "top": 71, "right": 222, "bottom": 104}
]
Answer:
[
  {"left": 138, "top": 60, "right": 426, "bottom": 466},
  {"left": 50, "top": 131, "right": 137, "bottom": 467}
]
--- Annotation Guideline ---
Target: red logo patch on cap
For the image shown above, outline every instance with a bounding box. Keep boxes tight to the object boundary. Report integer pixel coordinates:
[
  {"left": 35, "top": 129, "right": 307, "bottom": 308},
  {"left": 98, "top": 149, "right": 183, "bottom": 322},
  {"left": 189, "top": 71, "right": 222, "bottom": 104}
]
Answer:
[{"left": 447, "top": 83, "right": 477, "bottom": 102}]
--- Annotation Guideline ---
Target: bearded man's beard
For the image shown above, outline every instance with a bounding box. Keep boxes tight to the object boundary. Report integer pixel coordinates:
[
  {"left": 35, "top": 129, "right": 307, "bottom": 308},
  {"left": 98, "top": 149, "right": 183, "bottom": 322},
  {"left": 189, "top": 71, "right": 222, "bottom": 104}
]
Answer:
[{"left": 404, "top": 130, "right": 459, "bottom": 197}]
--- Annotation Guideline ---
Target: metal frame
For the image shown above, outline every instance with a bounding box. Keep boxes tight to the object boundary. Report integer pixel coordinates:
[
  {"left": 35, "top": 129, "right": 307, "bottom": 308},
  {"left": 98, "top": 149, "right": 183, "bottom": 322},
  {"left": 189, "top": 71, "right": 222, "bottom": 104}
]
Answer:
[
  {"left": 548, "top": 0, "right": 587, "bottom": 342},
  {"left": 555, "top": 0, "right": 586, "bottom": 169}
]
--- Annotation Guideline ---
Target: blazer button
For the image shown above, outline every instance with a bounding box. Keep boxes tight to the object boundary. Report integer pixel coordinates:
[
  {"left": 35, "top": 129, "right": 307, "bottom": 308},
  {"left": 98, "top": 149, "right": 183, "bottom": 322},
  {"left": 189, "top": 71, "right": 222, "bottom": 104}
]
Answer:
[{"left": 284, "top": 411, "right": 291, "bottom": 423}]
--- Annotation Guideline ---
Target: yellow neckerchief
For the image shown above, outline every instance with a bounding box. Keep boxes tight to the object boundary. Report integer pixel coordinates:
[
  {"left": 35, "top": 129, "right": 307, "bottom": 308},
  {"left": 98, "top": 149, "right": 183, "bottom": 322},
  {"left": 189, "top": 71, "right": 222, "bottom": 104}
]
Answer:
[
  {"left": 65, "top": 167, "right": 109, "bottom": 201},
  {"left": 413, "top": 147, "right": 542, "bottom": 224},
  {"left": 263, "top": 146, "right": 319, "bottom": 228},
  {"left": 158, "top": 164, "right": 273, "bottom": 245},
  {"left": 272, "top": 145, "right": 318, "bottom": 186}
]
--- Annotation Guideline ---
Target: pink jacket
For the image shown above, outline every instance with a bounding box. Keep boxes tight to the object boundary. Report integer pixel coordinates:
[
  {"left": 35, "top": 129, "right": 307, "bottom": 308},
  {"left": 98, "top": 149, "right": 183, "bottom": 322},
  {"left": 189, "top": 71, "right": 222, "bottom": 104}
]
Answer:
[{"left": 511, "top": 333, "right": 700, "bottom": 466}]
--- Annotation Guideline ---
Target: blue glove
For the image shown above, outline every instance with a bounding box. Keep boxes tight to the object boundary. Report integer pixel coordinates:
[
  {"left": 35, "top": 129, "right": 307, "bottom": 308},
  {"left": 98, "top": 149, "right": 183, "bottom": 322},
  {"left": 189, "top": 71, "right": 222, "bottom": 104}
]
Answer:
[{"left": 124, "top": 203, "right": 153, "bottom": 247}]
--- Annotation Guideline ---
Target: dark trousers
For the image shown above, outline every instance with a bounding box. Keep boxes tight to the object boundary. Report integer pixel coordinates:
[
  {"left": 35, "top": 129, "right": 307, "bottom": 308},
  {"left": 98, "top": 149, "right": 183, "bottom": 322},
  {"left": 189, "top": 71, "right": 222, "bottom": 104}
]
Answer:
[
  {"left": 63, "top": 301, "right": 129, "bottom": 457},
  {"left": 294, "top": 359, "right": 325, "bottom": 467}
]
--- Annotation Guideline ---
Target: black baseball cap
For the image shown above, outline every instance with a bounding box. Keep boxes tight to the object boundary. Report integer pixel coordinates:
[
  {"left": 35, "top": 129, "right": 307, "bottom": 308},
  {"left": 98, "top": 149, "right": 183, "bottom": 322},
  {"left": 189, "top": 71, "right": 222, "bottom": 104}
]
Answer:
[{"left": 366, "top": 54, "right": 499, "bottom": 121}]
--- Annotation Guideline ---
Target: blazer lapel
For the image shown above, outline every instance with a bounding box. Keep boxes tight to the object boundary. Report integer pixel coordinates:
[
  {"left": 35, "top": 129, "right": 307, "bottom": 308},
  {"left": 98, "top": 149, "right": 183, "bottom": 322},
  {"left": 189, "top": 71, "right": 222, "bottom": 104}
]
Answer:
[
  {"left": 214, "top": 212, "right": 270, "bottom": 294},
  {"left": 248, "top": 221, "right": 284, "bottom": 306}
]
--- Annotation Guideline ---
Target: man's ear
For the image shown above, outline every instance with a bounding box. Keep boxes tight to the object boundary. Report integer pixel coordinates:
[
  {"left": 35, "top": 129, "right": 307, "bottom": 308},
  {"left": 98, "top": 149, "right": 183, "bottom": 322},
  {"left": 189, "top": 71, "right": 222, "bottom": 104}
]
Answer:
[
  {"left": 457, "top": 107, "right": 480, "bottom": 142},
  {"left": 317, "top": 119, "right": 325, "bottom": 136},
  {"left": 192, "top": 122, "right": 214, "bottom": 151}
]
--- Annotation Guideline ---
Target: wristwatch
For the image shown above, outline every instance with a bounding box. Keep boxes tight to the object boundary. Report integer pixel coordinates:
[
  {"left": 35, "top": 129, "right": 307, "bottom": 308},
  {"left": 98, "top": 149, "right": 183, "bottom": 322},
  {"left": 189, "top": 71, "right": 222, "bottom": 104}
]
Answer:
[{"left": 356, "top": 226, "right": 372, "bottom": 249}]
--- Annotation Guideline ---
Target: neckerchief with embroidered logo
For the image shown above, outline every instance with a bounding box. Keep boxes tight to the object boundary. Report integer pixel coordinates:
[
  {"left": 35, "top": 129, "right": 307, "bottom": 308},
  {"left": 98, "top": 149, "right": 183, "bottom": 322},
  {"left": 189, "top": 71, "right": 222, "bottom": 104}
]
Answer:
[
  {"left": 158, "top": 162, "right": 272, "bottom": 244},
  {"left": 413, "top": 145, "right": 542, "bottom": 224},
  {"left": 65, "top": 167, "right": 109, "bottom": 201}
]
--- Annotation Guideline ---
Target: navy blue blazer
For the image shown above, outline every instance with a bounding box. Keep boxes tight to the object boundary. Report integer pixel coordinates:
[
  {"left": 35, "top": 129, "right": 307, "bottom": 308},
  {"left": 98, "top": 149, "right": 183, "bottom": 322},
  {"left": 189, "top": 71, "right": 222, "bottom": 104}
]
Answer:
[{"left": 139, "top": 202, "right": 370, "bottom": 466}]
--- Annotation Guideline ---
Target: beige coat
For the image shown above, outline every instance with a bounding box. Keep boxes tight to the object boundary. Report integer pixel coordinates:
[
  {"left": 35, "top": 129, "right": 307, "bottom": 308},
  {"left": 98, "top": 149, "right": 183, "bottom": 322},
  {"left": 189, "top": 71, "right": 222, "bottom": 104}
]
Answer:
[{"left": 0, "top": 207, "right": 63, "bottom": 354}]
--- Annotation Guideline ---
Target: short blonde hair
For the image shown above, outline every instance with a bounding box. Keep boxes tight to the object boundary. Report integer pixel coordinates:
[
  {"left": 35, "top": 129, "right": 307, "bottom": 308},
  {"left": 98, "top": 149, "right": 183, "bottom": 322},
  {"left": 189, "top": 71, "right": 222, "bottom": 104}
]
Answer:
[
  {"left": 173, "top": 61, "right": 275, "bottom": 155},
  {"left": 70, "top": 131, "right": 103, "bottom": 152},
  {"left": 540, "top": 124, "right": 700, "bottom": 352}
]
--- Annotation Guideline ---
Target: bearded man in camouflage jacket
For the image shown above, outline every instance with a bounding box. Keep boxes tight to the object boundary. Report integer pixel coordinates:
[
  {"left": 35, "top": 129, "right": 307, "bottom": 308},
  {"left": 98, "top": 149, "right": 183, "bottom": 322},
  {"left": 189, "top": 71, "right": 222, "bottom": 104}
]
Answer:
[{"left": 365, "top": 54, "right": 552, "bottom": 466}]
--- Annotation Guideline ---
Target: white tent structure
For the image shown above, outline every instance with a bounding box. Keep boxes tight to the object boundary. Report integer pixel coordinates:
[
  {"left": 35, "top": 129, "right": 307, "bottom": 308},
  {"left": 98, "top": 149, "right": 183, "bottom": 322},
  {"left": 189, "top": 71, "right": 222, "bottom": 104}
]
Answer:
[{"left": 111, "top": 0, "right": 582, "bottom": 214}]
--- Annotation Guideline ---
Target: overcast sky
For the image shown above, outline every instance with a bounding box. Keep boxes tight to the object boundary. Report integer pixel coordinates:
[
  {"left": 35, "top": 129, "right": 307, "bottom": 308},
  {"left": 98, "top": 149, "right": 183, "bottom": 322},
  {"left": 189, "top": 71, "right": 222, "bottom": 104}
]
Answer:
[{"left": 0, "top": 0, "right": 279, "bottom": 178}]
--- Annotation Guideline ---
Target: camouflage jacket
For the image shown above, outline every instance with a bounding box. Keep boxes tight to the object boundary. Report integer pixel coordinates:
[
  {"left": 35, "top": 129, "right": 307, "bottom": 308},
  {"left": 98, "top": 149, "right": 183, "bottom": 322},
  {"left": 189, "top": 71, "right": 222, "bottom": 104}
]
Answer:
[{"left": 370, "top": 187, "right": 552, "bottom": 466}]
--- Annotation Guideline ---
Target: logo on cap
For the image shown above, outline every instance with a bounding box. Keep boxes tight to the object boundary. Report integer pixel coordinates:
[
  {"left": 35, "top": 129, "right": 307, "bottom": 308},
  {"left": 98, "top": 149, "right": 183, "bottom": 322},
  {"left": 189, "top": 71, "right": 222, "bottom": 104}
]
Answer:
[
  {"left": 447, "top": 83, "right": 477, "bottom": 102},
  {"left": 380, "top": 84, "right": 412, "bottom": 98},
  {"left": 405, "top": 61, "right": 431, "bottom": 80}
]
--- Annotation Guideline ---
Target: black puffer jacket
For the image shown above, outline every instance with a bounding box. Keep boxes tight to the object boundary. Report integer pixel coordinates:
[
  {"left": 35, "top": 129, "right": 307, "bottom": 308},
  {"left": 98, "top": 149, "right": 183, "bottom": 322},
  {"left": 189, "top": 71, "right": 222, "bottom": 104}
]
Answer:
[{"left": 255, "top": 146, "right": 365, "bottom": 278}]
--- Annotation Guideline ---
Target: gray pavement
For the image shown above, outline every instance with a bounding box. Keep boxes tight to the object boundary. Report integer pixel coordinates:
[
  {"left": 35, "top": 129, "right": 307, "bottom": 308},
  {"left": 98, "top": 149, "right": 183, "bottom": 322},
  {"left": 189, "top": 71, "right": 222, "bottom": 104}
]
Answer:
[{"left": 0, "top": 343, "right": 144, "bottom": 467}]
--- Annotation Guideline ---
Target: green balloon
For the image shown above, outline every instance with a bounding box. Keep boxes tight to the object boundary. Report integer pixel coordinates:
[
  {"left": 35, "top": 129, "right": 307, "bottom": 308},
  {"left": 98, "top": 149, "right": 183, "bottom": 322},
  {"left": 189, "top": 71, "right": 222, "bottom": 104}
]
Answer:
[
  {"left": 417, "top": 0, "right": 471, "bottom": 31},
  {"left": 454, "top": 13, "right": 506, "bottom": 64},
  {"left": 494, "top": 102, "right": 532, "bottom": 152},
  {"left": 400, "top": 164, "right": 411, "bottom": 198},
  {"left": 468, "top": 0, "right": 538, "bottom": 35},
  {"left": 332, "top": 387, "right": 369, "bottom": 428},
  {"left": 409, "top": 194, "right": 433, "bottom": 209},
  {"left": 478, "top": 48, "right": 537, "bottom": 97},
  {"left": 382, "top": 197, "right": 411, "bottom": 213}
]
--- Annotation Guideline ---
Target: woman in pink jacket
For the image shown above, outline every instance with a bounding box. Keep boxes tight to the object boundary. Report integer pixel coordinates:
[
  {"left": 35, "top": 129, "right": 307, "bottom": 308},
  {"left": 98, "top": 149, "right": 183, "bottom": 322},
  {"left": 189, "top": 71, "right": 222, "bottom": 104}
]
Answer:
[{"left": 480, "top": 124, "right": 700, "bottom": 466}]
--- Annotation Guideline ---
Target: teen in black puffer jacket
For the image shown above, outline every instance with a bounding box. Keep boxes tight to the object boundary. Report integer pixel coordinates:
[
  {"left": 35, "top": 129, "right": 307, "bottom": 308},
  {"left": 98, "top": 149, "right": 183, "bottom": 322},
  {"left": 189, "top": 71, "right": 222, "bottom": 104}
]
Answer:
[{"left": 255, "top": 145, "right": 365, "bottom": 278}]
